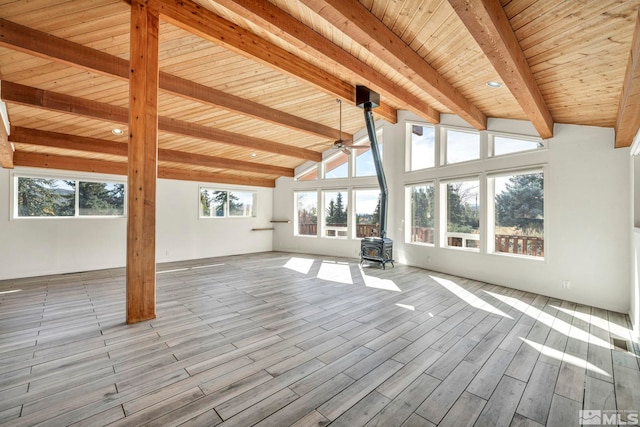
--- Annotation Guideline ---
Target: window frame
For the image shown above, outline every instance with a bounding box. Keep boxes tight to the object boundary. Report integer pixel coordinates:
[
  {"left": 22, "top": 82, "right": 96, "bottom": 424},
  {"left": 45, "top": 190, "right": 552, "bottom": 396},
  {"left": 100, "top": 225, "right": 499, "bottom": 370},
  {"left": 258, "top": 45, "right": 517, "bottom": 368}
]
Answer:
[{"left": 11, "top": 171, "right": 127, "bottom": 220}]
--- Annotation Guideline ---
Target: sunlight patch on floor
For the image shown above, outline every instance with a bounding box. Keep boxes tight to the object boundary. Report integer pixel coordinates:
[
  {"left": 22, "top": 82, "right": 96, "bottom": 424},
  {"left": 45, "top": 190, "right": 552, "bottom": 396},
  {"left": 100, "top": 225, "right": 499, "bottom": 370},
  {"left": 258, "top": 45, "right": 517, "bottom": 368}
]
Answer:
[
  {"left": 317, "top": 261, "right": 353, "bottom": 284},
  {"left": 522, "top": 338, "right": 611, "bottom": 377},
  {"left": 0, "top": 289, "right": 21, "bottom": 294},
  {"left": 361, "top": 265, "right": 401, "bottom": 291},
  {"left": 431, "top": 276, "right": 512, "bottom": 318},
  {"left": 283, "top": 257, "right": 315, "bottom": 275},
  {"left": 488, "top": 291, "right": 612, "bottom": 349},
  {"left": 395, "top": 303, "right": 415, "bottom": 311}
]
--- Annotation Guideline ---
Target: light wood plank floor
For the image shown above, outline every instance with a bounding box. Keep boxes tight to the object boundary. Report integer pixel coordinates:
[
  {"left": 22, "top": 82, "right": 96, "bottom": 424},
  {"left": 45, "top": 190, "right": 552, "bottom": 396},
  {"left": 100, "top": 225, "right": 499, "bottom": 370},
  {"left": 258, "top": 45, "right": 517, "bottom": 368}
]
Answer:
[{"left": 1, "top": 251, "right": 639, "bottom": 426}]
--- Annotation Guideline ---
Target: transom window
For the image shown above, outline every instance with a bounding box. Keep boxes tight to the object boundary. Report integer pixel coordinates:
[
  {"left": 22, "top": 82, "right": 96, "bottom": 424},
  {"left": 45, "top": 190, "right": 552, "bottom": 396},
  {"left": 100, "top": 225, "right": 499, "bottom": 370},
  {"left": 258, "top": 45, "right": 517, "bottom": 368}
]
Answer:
[
  {"left": 444, "top": 129, "right": 480, "bottom": 165},
  {"left": 408, "top": 124, "right": 435, "bottom": 171}
]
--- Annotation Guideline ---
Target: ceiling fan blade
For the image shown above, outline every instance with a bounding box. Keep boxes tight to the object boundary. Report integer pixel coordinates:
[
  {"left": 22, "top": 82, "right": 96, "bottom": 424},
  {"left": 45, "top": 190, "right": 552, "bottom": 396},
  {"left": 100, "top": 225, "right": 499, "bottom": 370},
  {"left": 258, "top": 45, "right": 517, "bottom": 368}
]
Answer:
[{"left": 341, "top": 147, "right": 351, "bottom": 155}]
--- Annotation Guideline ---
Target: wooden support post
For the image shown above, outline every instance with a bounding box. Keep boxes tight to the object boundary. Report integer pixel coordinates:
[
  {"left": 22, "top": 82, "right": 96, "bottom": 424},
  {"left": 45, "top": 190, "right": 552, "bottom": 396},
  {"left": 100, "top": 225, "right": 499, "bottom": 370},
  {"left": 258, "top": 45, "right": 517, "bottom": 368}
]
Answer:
[{"left": 127, "top": 0, "right": 159, "bottom": 324}]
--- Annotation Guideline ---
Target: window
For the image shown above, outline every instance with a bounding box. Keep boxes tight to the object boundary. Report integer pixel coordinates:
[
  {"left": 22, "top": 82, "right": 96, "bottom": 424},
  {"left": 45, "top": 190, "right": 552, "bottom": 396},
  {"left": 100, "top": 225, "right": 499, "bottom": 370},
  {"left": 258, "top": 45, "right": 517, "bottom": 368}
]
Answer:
[
  {"left": 408, "top": 124, "right": 435, "bottom": 171},
  {"left": 354, "top": 189, "right": 380, "bottom": 238},
  {"left": 407, "top": 183, "right": 435, "bottom": 245},
  {"left": 491, "top": 170, "right": 544, "bottom": 258},
  {"left": 323, "top": 190, "right": 348, "bottom": 238},
  {"left": 324, "top": 151, "right": 349, "bottom": 179},
  {"left": 15, "top": 175, "right": 125, "bottom": 218},
  {"left": 200, "top": 188, "right": 255, "bottom": 218},
  {"left": 295, "top": 166, "right": 318, "bottom": 181},
  {"left": 490, "top": 134, "right": 544, "bottom": 157},
  {"left": 444, "top": 129, "right": 480, "bottom": 165},
  {"left": 443, "top": 179, "right": 480, "bottom": 250},
  {"left": 295, "top": 191, "right": 318, "bottom": 236},
  {"left": 355, "top": 130, "right": 383, "bottom": 177}
]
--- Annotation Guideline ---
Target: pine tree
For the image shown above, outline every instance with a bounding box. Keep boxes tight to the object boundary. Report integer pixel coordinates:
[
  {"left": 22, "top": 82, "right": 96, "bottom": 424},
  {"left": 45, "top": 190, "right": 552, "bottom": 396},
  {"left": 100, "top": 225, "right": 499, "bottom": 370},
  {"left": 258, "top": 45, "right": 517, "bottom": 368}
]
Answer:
[
  {"left": 495, "top": 173, "right": 544, "bottom": 233},
  {"left": 334, "top": 192, "right": 347, "bottom": 224},
  {"left": 17, "top": 177, "right": 74, "bottom": 216}
]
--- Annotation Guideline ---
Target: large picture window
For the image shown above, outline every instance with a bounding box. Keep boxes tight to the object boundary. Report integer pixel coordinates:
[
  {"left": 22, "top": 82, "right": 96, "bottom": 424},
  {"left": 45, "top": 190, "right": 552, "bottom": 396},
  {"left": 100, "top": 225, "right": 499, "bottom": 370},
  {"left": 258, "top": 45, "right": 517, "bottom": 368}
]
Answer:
[
  {"left": 354, "top": 189, "right": 380, "bottom": 238},
  {"left": 15, "top": 176, "right": 125, "bottom": 218},
  {"left": 295, "top": 191, "right": 318, "bottom": 236},
  {"left": 407, "top": 183, "right": 435, "bottom": 245},
  {"left": 491, "top": 170, "right": 544, "bottom": 258},
  {"left": 323, "top": 190, "right": 348, "bottom": 238},
  {"left": 443, "top": 179, "right": 480, "bottom": 250},
  {"left": 200, "top": 188, "right": 255, "bottom": 218}
]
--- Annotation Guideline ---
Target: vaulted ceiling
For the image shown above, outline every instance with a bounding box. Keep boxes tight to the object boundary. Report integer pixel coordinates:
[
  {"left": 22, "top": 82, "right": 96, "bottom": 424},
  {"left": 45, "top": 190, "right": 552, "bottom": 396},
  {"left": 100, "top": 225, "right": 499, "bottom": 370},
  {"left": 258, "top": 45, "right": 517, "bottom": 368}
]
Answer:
[{"left": 0, "top": 0, "right": 638, "bottom": 187}]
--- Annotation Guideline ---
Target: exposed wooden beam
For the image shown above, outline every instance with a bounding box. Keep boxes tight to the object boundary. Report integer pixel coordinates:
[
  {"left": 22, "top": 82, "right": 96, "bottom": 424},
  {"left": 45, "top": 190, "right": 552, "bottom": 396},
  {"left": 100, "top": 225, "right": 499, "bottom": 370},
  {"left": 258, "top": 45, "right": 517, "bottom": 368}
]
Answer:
[
  {"left": 0, "top": 17, "right": 346, "bottom": 141},
  {"left": 159, "top": 74, "right": 347, "bottom": 141},
  {"left": 448, "top": 0, "right": 554, "bottom": 139},
  {"left": 10, "top": 126, "right": 294, "bottom": 177},
  {"left": 0, "top": 116, "right": 12, "bottom": 168},
  {"left": 149, "top": 0, "right": 398, "bottom": 123},
  {"left": 14, "top": 151, "right": 128, "bottom": 175},
  {"left": 1, "top": 81, "right": 321, "bottom": 161},
  {"left": 158, "top": 167, "right": 275, "bottom": 187},
  {"left": 616, "top": 9, "right": 640, "bottom": 148},
  {"left": 159, "top": 148, "right": 293, "bottom": 177},
  {"left": 13, "top": 151, "right": 275, "bottom": 187},
  {"left": 10, "top": 127, "right": 129, "bottom": 156},
  {"left": 214, "top": 0, "right": 439, "bottom": 124},
  {"left": 127, "top": 0, "right": 158, "bottom": 324},
  {"left": 299, "top": 0, "right": 486, "bottom": 129}
]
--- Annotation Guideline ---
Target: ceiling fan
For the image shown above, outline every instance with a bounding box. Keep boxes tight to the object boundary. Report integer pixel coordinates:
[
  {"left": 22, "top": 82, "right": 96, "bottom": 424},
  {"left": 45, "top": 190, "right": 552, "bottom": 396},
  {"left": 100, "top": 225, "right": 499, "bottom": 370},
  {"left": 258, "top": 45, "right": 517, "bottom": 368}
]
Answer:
[{"left": 332, "top": 99, "right": 370, "bottom": 154}]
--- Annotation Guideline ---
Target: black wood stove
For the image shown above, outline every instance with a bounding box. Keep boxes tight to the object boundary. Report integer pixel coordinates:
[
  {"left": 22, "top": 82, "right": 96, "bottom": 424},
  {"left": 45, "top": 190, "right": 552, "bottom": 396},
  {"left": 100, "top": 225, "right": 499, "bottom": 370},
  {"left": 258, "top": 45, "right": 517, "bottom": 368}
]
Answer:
[{"left": 356, "top": 86, "right": 394, "bottom": 269}]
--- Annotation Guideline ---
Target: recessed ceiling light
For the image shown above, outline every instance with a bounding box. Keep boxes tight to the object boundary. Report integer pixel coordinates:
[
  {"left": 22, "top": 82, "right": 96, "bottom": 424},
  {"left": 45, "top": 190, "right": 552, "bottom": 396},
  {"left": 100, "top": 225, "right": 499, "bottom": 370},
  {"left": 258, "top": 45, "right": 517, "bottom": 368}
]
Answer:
[
  {"left": 111, "top": 128, "right": 124, "bottom": 136},
  {"left": 486, "top": 81, "right": 502, "bottom": 88},
  {"left": 250, "top": 153, "right": 257, "bottom": 157}
]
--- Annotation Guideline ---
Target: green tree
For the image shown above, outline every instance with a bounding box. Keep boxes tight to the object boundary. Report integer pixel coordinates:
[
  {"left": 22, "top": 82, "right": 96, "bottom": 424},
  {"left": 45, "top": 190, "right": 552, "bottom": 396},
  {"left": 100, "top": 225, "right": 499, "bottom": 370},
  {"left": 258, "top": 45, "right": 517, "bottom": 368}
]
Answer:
[
  {"left": 326, "top": 199, "right": 337, "bottom": 224},
  {"left": 200, "top": 189, "right": 211, "bottom": 216},
  {"left": 412, "top": 186, "right": 434, "bottom": 228},
  {"left": 495, "top": 173, "right": 544, "bottom": 234},
  {"left": 17, "top": 177, "right": 74, "bottom": 216},
  {"left": 79, "top": 182, "right": 123, "bottom": 215},
  {"left": 334, "top": 192, "right": 347, "bottom": 224},
  {"left": 447, "top": 184, "right": 471, "bottom": 232}
]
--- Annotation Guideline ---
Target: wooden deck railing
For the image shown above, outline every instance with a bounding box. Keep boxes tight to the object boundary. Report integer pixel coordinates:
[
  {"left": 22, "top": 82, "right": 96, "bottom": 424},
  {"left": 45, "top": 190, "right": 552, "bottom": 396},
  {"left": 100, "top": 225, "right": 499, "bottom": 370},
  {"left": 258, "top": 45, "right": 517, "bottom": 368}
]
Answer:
[
  {"left": 495, "top": 234, "right": 544, "bottom": 257},
  {"left": 411, "top": 227, "right": 434, "bottom": 244},
  {"left": 298, "top": 223, "right": 378, "bottom": 237}
]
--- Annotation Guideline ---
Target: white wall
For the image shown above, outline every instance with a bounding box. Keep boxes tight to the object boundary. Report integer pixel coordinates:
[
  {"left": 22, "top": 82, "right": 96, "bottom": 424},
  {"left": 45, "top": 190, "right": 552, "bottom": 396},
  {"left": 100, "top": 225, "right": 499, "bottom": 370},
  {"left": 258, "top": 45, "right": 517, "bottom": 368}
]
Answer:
[
  {"left": 0, "top": 167, "right": 273, "bottom": 280},
  {"left": 274, "top": 112, "right": 632, "bottom": 313}
]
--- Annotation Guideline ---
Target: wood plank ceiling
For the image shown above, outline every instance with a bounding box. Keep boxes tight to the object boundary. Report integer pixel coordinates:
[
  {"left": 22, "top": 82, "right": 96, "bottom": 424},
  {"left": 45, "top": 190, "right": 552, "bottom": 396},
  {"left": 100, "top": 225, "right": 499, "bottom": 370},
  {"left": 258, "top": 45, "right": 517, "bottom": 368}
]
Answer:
[{"left": 0, "top": 0, "right": 638, "bottom": 186}]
